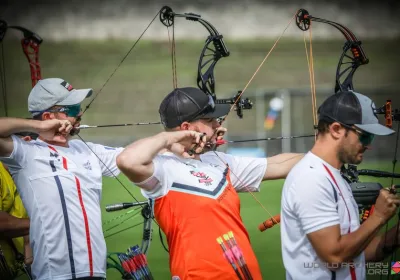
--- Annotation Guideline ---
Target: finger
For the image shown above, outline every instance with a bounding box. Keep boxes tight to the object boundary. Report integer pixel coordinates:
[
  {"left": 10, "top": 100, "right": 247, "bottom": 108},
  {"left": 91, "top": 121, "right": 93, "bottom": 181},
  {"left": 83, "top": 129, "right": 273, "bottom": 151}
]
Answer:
[
  {"left": 58, "top": 122, "right": 67, "bottom": 132},
  {"left": 392, "top": 198, "right": 400, "bottom": 207},
  {"left": 193, "top": 132, "right": 201, "bottom": 143},
  {"left": 201, "top": 133, "right": 207, "bottom": 143},
  {"left": 66, "top": 124, "right": 74, "bottom": 133}
]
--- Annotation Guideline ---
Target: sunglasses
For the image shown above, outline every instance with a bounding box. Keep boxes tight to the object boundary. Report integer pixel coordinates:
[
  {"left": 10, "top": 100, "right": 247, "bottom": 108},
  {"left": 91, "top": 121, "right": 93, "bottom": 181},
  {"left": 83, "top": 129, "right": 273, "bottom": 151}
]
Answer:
[
  {"left": 341, "top": 123, "right": 375, "bottom": 146},
  {"left": 47, "top": 104, "right": 82, "bottom": 118}
]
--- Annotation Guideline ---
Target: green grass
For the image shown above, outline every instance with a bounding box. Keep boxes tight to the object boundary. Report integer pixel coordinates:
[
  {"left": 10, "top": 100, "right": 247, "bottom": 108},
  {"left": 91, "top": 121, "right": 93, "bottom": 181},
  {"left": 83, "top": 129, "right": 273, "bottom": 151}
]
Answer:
[{"left": 100, "top": 161, "right": 400, "bottom": 280}]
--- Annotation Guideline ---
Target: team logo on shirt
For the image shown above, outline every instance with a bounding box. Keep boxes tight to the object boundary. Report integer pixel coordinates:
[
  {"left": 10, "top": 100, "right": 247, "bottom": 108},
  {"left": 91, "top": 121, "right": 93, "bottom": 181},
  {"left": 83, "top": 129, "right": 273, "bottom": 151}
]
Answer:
[
  {"left": 190, "top": 171, "right": 213, "bottom": 186},
  {"left": 83, "top": 160, "right": 92, "bottom": 170}
]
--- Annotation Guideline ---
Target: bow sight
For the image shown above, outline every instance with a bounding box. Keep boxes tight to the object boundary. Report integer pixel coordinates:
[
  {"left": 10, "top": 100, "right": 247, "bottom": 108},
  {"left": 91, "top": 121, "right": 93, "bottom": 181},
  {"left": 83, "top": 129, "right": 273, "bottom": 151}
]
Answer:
[
  {"left": 215, "top": 91, "right": 253, "bottom": 119},
  {"left": 374, "top": 100, "right": 400, "bottom": 128}
]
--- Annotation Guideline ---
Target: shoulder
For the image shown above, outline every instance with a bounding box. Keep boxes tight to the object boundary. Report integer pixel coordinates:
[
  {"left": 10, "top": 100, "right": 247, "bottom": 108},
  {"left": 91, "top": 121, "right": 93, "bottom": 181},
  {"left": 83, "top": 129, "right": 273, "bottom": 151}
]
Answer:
[{"left": 285, "top": 153, "right": 331, "bottom": 191}]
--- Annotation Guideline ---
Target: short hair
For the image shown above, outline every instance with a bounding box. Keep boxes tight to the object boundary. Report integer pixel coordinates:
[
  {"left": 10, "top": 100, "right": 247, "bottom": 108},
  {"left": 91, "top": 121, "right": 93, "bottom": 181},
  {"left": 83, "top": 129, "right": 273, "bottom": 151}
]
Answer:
[
  {"left": 316, "top": 118, "right": 351, "bottom": 137},
  {"left": 316, "top": 119, "right": 333, "bottom": 135}
]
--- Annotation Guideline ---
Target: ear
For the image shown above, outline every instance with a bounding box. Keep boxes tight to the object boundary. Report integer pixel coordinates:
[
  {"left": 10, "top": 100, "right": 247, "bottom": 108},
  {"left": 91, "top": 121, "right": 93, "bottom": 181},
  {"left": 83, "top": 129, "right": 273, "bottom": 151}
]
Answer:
[
  {"left": 180, "top": 122, "right": 191, "bottom": 131},
  {"left": 329, "top": 122, "right": 345, "bottom": 140},
  {"left": 41, "top": 112, "right": 53, "bottom": 120},
  {"left": 22, "top": 136, "right": 32, "bottom": 142}
]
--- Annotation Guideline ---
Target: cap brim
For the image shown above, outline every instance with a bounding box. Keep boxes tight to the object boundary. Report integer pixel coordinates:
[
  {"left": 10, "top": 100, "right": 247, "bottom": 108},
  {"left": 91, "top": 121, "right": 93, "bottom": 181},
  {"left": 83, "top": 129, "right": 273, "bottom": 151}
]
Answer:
[
  {"left": 355, "top": 123, "right": 395, "bottom": 136},
  {"left": 201, "top": 104, "right": 231, "bottom": 119},
  {"left": 57, "top": 88, "right": 93, "bottom": 106}
]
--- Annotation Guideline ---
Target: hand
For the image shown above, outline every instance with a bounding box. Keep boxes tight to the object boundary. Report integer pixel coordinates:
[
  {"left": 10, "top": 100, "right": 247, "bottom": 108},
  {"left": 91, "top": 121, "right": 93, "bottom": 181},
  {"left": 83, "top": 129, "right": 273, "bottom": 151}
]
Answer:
[
  {"left": 38, "top": 119, "right": 74, "bottom": 144},
  {"left": 165, "top": 130, "right": 207, "bottom": 158},
  {"left": 372, "top": 186, "right": 400, "bottom": 223},
  {"left": 23, "top": 237, "right": 33, "bottom": 265},
  {"left": 207, "top": 126, "right": 228, "bottom": 149}
]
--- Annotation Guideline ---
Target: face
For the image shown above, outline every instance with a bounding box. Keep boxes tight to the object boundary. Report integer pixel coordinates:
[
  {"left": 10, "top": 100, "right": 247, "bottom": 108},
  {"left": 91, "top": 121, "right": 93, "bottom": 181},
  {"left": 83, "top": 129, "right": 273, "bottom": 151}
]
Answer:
[
  {"left": 181, "top": 117, "right": 224, "bottom": 152},
  {"left": 42, "top": 104, "right": 83, "bottom": 140},
  {"left": 337, "top": 124, "right": 374, "bottom": 165}
]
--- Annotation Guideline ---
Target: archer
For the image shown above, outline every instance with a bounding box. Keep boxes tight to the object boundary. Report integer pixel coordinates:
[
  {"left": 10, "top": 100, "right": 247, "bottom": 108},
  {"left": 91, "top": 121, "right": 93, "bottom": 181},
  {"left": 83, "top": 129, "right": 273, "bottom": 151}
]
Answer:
[
  {"left": 116, "top": 86, "right": 304, "bottom": 280},
  {"left": 281, "top": 91, "right": 399, "bottom": 280},
  {"left": 0, "top": 78, "right": 125, "bottom": 280}
]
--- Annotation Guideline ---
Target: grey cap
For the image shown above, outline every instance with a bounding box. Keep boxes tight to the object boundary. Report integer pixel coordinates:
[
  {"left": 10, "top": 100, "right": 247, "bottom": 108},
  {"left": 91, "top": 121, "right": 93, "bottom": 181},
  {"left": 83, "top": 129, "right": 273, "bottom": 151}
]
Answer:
[
  {"left": 318, "top": 90, "right": 395, "bottom": 136},
  {"left": 28, "top": 78, "right": 93, "bottom": 116}
]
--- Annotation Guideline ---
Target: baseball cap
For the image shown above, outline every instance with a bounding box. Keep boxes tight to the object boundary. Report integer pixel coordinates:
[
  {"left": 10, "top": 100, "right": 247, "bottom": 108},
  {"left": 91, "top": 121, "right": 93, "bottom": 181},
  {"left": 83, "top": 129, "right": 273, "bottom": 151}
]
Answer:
[
  {"left": 28, "top": 78, "right": 93, "bottom": 116},
  {"left": 318, "top": 91, "right": 395, "bottom": 135},
  {"left": 159, "top": 87, "right": 231, "bottom": 128}
]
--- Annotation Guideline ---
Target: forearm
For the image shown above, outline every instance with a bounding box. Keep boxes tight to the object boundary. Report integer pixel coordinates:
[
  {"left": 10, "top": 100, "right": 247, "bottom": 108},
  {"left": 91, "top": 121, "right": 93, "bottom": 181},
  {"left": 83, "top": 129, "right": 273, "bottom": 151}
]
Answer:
[
  {"left": 0, "top": 211, "right": 30, "bottom": 238},
  {"left": 263, "top": 153, "right": 304, "bottom": 180},
  {"left": 334, "top": 214, "right": 384, "bottom": 263},
  {"left": 0, "top": 118, "right": 41, "bottom": 138}
]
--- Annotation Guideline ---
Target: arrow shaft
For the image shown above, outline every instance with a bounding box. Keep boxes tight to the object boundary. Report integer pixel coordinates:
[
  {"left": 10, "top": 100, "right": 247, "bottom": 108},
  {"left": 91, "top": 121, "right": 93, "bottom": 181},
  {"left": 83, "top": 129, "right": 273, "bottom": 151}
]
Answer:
[
  {"left": 227, "top": 134, "right": 315, "bottom": 143},
  {"left": 79, "top": 122, "right": 161, "bottom": 129}
]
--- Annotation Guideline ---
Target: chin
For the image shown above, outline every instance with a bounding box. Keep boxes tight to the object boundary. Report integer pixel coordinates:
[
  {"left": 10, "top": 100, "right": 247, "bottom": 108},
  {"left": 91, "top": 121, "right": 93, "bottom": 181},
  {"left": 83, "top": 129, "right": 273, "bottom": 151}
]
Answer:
[{"left": 350, "top": 156, "right": 363, "bottom": 165}]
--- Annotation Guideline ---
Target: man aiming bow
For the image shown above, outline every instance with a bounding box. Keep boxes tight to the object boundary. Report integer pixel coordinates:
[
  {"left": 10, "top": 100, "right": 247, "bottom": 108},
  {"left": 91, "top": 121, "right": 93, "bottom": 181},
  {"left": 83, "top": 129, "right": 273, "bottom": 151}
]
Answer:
[{"left": 116, "top": 86, "right": 304, "bottom": 279}]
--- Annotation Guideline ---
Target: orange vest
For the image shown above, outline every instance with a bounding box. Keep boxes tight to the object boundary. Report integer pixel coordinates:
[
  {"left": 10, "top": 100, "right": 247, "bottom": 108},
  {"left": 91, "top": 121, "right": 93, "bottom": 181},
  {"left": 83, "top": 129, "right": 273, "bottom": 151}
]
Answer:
[{"left": 154, "top": 170, "right": 262, "bottom": 280}]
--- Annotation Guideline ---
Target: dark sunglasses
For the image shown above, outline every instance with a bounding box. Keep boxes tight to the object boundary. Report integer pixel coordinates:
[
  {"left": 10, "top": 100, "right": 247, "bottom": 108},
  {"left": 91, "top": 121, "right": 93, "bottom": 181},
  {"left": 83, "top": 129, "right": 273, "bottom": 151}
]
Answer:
[
  {"left": 340, "top": 123, "right": 375, "bottom": 146},
  {"left": 47, "top": 104, "right": 82, "bottom": 118}
]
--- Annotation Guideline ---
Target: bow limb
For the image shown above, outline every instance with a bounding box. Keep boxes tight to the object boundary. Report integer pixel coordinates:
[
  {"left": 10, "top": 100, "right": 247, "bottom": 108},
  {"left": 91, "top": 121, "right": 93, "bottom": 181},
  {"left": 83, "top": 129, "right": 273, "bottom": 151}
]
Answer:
[
  {"left": 296, "top": 9, "right": 369, "bottom": 93},
  {"left": 159, "top": 5, "right": 230, "bottom": 100},
  {"left": 0, "top": 19, "right": 43, "bottom": 117}
]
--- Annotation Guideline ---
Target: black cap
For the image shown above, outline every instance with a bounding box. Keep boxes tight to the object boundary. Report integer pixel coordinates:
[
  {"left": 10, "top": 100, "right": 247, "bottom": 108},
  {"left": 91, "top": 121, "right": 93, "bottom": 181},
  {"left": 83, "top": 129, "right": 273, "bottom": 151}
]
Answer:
[
  {"left": 159, "top": 87, "right": 231, "bottom": 128},
  {"left": 318, "top": 91, "right": 394, "bottom": 135}
]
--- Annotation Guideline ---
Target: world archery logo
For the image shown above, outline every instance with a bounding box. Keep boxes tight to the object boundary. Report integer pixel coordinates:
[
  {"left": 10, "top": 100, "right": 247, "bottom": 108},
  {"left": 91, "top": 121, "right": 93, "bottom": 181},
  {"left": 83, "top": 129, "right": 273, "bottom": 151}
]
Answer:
[
  {"left": 391, "top": 261, "right": 400, "bottom": 274},
  {"left": 61, "top": 80, "right": 74, "bottom": 91},
  {"left": 190, "top": 171, "right": 213, "bottom": 186}
]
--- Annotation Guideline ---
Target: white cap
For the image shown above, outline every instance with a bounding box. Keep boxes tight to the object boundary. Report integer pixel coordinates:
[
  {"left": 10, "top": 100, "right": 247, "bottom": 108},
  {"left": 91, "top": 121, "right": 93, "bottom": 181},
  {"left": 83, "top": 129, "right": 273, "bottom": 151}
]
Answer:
[{"left": 28, "top": 78, "right": 93, "bottom": 116}]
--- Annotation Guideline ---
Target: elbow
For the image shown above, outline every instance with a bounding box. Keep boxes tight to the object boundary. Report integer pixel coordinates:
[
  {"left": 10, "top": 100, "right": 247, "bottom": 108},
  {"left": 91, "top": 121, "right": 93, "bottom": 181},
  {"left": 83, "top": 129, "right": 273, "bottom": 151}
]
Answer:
[{"left": 116, "top": 152, "right": 132, "bottom": 174}]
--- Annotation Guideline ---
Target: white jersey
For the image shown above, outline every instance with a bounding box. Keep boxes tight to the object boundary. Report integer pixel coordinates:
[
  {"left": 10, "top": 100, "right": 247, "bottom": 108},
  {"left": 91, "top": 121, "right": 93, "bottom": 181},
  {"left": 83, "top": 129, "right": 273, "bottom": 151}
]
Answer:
[
  {"left": 0, "top": 135, "right": 123, "bottom": 280},
  {"left": 139, "top": 151, "right": 268, "bottom": 198},
  {"left": 281, "top": 152, "right": 365, "bottom": 280}
]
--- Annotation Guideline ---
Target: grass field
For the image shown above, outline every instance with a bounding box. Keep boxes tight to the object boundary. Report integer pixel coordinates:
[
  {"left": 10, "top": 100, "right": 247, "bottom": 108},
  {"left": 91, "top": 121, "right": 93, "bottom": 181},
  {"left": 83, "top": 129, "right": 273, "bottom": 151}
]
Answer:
[{"left": 100, "top": 161, "right": 400, "bottom": 280}]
